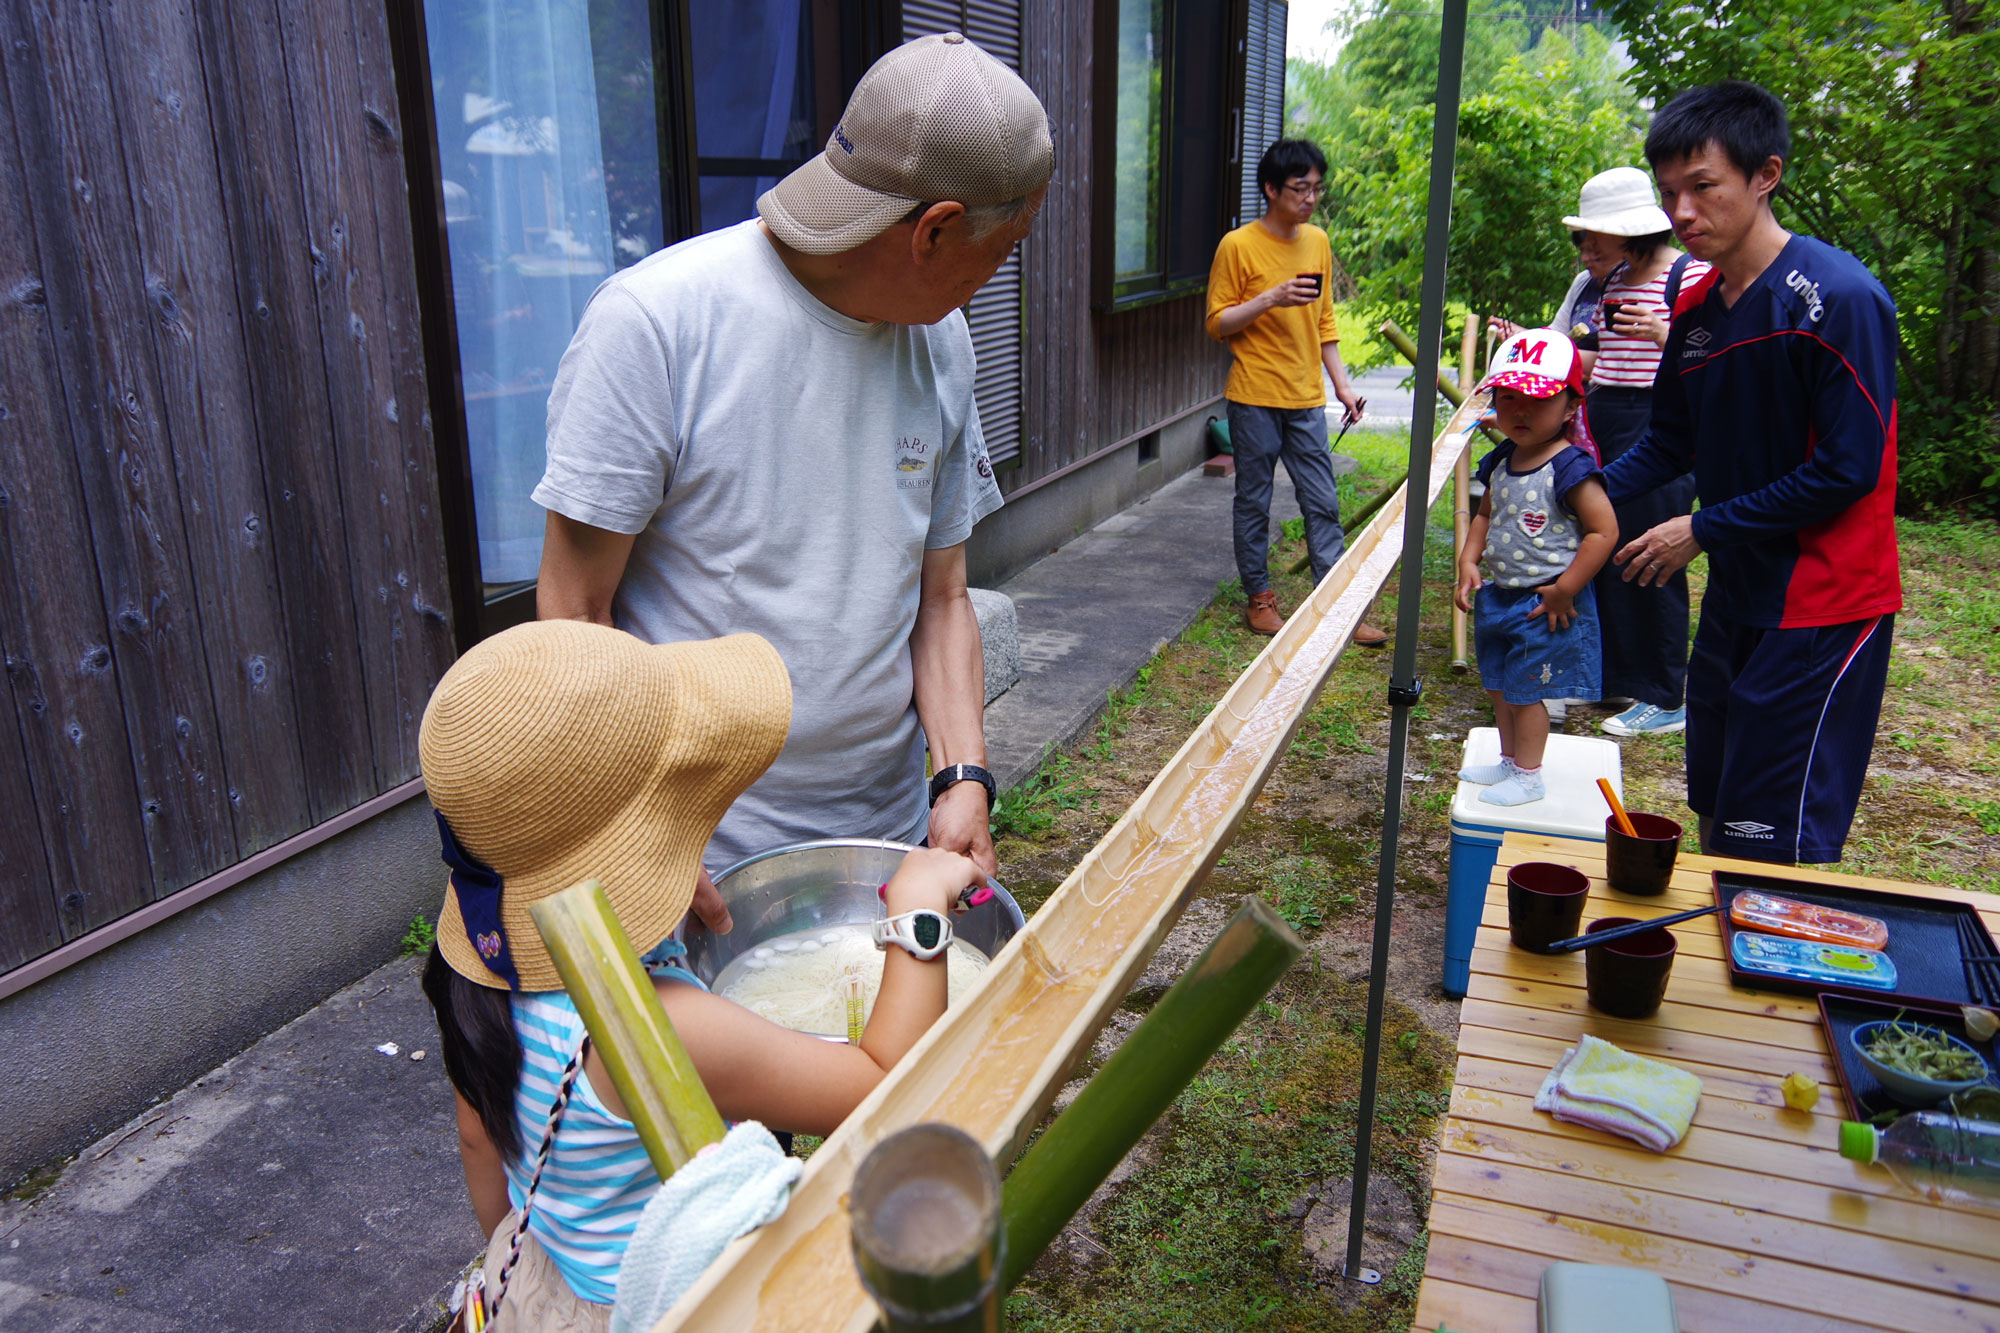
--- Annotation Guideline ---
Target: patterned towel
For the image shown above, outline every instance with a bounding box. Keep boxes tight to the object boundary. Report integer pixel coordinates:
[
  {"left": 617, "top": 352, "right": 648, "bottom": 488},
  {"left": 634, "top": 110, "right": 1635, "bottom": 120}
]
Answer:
[
  {"left": 608, "top": 1121, "right": 802, "bottom": 1332},
  {"left": 1534, "top": 1034, "right": 1702, "bottom": 1152}
]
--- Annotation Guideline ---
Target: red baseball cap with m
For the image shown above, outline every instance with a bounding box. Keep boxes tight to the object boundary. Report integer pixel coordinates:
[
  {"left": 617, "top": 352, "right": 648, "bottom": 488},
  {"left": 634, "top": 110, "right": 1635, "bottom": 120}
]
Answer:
[{"left": 1480, "top": 329, "right": 1586, "bottom": 398}]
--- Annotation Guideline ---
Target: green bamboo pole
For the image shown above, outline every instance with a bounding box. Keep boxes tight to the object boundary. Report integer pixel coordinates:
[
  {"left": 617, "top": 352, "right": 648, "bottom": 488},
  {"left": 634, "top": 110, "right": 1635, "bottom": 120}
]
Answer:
[
  {"left": 1380, "top": 317, "right": 1471, "bottom": 409},
  {"left": 996, "top": 897, "right": 1304, "bottom": 1292},
  {"left": 850, "top": 1123, "right": 1003, "bottom": 1333},
  {"left": 529, "top": 879, "right": 726, "bottom": 1179}
]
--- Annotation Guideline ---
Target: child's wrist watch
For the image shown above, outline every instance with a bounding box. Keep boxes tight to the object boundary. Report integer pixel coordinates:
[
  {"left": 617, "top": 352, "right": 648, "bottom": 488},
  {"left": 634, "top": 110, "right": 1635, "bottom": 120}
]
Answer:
[{"left": 873, "top": 909, "right": 953, "bottom": 961}]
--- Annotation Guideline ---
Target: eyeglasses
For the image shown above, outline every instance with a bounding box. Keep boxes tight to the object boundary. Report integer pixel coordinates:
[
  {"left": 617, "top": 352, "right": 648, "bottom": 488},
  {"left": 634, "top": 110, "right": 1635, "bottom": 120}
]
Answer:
[{"left": 1283, "top": 180, "right": 1325, "bottom": 200}]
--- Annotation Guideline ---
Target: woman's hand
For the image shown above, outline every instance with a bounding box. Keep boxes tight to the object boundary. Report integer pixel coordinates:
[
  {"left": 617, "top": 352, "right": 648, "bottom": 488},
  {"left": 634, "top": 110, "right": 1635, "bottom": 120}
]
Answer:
[
  {"left": 1454, "top": 563, "right": 1483, "bottom": 614},
  {"left": 1528, "top": 583, "right": 1579, "bottom": 631},
  {"left": 1489, "top": 316, "right": 1518, "bottom": 342},
  {"left": 1612, "top": 303, "right": 1670, "bottom": 348}
]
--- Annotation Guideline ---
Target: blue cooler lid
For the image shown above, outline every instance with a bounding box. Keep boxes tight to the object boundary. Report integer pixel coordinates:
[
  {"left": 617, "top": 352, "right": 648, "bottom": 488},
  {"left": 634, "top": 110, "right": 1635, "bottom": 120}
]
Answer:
[{"left": 1449, "top": 726, "right": 1622, "bottom": 842}]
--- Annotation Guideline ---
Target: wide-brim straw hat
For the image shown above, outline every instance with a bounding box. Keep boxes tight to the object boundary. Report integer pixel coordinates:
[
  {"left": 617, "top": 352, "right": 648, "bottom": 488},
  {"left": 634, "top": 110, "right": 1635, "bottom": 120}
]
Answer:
[
  {"left": 422, "top": 620, "right": 791, "bottom": 991},
  {"left": 1563, "top": 166, "right": 1672, "bottom": 237}
]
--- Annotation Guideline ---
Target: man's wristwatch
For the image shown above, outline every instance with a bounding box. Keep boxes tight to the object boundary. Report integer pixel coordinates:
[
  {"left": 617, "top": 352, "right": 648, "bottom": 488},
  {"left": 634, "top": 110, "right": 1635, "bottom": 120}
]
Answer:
[
  {"left": 873, "top": 909, "right": 953, "bottom": 961},
  {"left": 928, "top": 763, "right": 996, "bottom": 809}
]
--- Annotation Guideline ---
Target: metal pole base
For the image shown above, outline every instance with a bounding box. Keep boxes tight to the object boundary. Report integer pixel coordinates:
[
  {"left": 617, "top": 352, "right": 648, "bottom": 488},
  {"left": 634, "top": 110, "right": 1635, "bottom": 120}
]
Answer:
[{"left": 1342, "top": 1265, "right": 1383, "bottom": 1285}]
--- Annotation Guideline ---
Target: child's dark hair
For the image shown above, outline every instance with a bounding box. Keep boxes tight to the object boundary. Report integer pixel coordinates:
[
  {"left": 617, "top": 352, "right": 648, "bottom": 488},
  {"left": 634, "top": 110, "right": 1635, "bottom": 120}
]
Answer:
[
  {"left": 1258, "top": 139, "right": 1329, "bottom": 197},
  {"left": 1645, "top": 81, "right": 1790, "bottom": 181},
  {"left": 422, "top": 944, "right": 524, "bottom": 1157}
]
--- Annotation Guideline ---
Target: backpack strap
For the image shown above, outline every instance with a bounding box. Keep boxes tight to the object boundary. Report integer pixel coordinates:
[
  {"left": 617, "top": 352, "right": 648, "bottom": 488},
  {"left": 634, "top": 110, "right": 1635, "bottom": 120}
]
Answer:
[{"left": 1662, "top": 252, "right": 1693, "bottom": 313}]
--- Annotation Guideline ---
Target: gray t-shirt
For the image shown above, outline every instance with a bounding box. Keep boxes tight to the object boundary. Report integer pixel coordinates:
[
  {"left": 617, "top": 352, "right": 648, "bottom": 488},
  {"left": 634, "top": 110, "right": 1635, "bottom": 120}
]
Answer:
[{"left": 533, "top": 221, "right": 1004, "bottom": 870}]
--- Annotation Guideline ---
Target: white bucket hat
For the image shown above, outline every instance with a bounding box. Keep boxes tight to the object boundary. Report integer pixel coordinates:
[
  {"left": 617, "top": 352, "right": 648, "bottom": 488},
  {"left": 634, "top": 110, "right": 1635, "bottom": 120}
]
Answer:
[
  {"left": 760, "top": 32, "right": 1054, "bottom": 255},
  {"left": 1563, "top": 167, "right": 1672, "bottom": 237}
]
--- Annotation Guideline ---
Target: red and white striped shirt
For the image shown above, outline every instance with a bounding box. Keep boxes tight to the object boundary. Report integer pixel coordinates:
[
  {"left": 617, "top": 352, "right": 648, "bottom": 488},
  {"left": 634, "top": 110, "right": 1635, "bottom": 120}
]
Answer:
[{"left": 1591, "top": 257, "right": 1712, "bottom": 388}]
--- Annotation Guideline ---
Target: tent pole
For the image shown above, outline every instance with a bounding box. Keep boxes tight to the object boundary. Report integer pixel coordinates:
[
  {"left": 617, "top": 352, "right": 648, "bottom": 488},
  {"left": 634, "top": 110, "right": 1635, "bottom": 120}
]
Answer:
[{"left": 1341, "top": 0, "right": 1469, "bottom": 1285}]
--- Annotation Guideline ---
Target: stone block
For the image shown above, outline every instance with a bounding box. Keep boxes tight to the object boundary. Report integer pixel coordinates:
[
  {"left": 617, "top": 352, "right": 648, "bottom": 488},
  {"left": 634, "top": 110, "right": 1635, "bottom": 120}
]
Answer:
[{"left": 968, "top": 587, "right": 1020, "bottom": 705}]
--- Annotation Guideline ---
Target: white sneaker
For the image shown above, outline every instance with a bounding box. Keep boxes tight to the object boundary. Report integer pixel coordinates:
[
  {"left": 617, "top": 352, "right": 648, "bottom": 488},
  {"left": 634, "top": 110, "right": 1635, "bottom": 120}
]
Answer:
[
  {"left": 1545, "top": 697, "right": 1586, "bottom": 726},
  {"left": 1602, "top": 703, "right": 1687, "bottom": 737}
]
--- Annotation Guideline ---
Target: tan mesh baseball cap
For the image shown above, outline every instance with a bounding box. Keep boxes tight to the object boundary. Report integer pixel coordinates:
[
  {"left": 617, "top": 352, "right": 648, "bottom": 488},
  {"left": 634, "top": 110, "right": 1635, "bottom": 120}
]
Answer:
[{"left": 760, "top": 32, "right": 1054, "bottom": 255}]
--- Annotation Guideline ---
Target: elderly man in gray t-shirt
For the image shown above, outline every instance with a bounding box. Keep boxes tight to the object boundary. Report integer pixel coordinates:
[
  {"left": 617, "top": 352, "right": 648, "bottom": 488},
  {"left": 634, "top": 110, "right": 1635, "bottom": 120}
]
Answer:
[{"left": 533, "top": 33, "right": 1050, "bottom": 927}]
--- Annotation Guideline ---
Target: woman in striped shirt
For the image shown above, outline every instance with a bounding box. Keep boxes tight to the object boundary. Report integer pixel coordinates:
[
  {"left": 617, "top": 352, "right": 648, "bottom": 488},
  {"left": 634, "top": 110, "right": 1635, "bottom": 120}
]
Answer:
[{"left": 1573, "top": 169, "right": 1710, "bottom": 738}]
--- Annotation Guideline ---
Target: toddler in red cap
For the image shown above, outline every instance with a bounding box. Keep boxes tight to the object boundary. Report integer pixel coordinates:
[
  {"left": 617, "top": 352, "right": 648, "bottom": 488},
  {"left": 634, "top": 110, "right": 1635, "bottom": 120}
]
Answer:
[{"left": 1454, "top": 329, "right": 1619, "bottom": 806}]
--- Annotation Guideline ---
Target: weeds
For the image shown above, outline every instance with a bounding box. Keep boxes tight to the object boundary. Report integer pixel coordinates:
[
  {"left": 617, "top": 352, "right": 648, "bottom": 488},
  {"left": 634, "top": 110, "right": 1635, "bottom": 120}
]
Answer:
[
  {"left": 399, "top": 914, "right": 436, "bottom": 958},
  {"left": 992, "top": 752, "right": 1097, "bottom": 841}
]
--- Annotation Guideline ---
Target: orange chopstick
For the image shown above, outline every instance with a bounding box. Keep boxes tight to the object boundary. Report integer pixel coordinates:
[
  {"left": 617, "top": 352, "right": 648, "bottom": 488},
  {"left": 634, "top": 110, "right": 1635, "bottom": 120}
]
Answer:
[{"left": 1597, "top": 778, "right": 1638, "bottom": 837}]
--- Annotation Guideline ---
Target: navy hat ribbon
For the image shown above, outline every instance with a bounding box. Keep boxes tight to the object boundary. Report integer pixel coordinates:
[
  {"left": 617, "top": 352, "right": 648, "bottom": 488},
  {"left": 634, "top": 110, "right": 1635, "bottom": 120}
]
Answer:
[{"left": 436, "top": 810, "right": 522, "bottom": 990}]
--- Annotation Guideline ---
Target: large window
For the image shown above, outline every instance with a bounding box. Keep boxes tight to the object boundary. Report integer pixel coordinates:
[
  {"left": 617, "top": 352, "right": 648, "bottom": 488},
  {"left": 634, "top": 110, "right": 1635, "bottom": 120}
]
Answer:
[
  {"left": 406, "top": 0, "right": 892, "bottom": 640},
  {"left": 1093, "top": 0, "right": 1235, "bottom": 309},
  {"left": 417, "top": 0, "right": 669, "bottom": 614}
]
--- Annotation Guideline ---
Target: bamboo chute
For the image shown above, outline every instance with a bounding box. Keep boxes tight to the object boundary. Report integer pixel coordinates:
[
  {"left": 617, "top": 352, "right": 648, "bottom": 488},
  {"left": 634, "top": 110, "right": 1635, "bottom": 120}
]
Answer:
[{"left": 654, "top": 393, "right": 1486, "bottom": 1333}]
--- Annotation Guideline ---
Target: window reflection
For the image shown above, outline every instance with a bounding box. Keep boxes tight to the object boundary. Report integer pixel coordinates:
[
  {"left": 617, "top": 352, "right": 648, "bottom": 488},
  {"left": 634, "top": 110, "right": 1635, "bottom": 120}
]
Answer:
[
  {"left": 422, "top": 0, "right": 662, "bottom": 594},
  {"left": 1113, "top": 0, "right": 1164, "bottom": 283},
  {"left": 691, "top": 0, "right": 827, "bottom": 233}
]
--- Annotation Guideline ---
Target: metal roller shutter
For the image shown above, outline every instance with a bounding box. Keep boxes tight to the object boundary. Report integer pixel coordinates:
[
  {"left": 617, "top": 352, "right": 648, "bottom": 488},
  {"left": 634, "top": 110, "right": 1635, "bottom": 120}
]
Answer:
[
  {"left": 903, "top": 1, "right": 1025, "bottom": 468},
  {"left": 1238, "top": 0, "right": 1288, "bottom": 227}
]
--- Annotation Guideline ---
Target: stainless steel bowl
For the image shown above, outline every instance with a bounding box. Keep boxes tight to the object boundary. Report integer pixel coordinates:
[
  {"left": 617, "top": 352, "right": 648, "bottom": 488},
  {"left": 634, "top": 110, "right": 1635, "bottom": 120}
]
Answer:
[{"left": 683, "top": 838, "right": 1026, "bottom": 991}]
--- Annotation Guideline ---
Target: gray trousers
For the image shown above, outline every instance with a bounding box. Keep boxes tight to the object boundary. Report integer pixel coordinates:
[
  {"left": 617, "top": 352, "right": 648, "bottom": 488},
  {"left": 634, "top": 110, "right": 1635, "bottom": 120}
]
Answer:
[{"left": 1229, "top": 401, "right": 1346, "bottom": 595}]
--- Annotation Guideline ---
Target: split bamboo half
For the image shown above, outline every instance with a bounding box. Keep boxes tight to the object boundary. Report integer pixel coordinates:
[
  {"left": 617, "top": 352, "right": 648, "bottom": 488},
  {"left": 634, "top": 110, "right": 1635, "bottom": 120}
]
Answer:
[{"left": 654, "top": 401, "right": 1485, "bottom": 1333}]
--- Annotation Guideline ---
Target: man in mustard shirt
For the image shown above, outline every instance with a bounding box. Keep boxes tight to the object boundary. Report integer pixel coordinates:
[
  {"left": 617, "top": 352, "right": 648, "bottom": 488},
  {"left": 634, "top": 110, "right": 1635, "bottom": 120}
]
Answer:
[{"left": 1207, "top": 139, "right": 1384, "bottom": 642}]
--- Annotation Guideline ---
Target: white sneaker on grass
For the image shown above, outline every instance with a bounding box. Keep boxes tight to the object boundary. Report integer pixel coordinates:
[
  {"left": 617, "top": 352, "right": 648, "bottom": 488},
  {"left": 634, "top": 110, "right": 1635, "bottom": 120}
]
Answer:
[
  {"left": 1545, "top": 697, "right": 1586, "bottom": 726},
  {"left": 1602, "top": 703, "right": 1687, "bottom": 737}
]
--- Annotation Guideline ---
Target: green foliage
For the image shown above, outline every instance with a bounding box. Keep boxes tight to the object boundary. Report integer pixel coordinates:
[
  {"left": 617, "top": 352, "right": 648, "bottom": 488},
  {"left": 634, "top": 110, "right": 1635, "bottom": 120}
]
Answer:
[
  {"left": 1604, "top": 0, "right": 2000, "bottom": 513},
  {"left": 399, "top": 914, "right": 437, "bottom": 958},
  {"left": 1297, "top": 16, "right": 1643, "bottom": 337}
]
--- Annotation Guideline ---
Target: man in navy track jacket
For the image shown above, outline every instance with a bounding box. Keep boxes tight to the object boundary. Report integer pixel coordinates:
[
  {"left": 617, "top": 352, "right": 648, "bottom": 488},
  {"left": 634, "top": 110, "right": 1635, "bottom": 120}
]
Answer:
[{"left": 1603, "top": 82, "right": 1901, "bottom": 866}]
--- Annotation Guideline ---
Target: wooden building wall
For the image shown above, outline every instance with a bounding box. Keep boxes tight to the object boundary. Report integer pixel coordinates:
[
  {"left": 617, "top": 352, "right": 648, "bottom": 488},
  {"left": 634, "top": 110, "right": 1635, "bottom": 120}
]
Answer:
[
  {"left": 0, "top": 0, "right": 454, "bottom": 974},
  {"left": 1013, "top": 0, "right": 1234, "bottom": 490}
]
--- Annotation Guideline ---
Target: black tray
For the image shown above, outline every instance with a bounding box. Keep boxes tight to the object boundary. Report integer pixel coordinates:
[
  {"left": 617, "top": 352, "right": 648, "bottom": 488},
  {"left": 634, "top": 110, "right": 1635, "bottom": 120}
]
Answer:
[
  {"left": 1817, "top": 993, "right": 1999, "bottom": 1121},
  {"left": 1712, "top": 869, "right": 2000, "bottom": 1006}
]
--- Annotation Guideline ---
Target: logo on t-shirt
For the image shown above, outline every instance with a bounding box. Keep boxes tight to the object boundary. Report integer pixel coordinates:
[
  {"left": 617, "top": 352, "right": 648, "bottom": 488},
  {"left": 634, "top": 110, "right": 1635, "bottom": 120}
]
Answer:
[
  {"left": 1518, "top": 509, "right": 1549, "bottom": 538},
  {"left": 976, "top": 453, "right": 993, "bottom": 480},
  {"left": 896, "top": 435, "right": 932, "bottom": 489},
  {"left": 1783, "top": 268, "right": 1825, "bottom": 323}
]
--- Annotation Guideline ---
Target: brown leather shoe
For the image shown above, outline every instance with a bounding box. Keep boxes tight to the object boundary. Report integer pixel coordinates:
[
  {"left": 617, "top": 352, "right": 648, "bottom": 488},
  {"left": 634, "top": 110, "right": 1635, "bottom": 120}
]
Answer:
[
  {"left": 1353, "top": 621, "right": 1389, "bottom": 648},
  {"left": 1245, "top": 590, "right": 1284, "bottom": 635}
]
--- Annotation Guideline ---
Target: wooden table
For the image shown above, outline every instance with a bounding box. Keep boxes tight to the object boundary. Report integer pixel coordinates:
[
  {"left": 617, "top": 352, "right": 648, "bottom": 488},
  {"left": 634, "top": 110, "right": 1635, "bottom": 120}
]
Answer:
[{"left": 1410, "top": 831, "right": 2000, "bottom": 1333}]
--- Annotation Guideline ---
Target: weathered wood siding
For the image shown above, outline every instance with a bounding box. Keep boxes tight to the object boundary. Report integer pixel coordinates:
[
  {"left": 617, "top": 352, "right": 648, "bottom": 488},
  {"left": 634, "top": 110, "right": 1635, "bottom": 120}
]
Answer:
[
  {"left": 0, "top": 0, "right": 453, "bottom": 974},
  {"left": 1013, "top": 0, "right": 1232, "bottom": 489}
]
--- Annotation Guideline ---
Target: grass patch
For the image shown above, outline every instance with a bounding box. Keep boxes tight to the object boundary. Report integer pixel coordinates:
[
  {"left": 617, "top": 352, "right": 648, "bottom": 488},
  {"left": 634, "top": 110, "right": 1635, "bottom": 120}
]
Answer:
[{"left": 399, "top": 914, "right": 436, "bottom": 958}]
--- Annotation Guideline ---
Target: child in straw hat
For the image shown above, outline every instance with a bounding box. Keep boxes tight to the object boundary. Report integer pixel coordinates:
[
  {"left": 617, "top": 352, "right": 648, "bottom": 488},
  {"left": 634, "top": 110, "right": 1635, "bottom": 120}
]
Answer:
[{"left": 418, "top": 620, "right": 984, "bottom": 1329}]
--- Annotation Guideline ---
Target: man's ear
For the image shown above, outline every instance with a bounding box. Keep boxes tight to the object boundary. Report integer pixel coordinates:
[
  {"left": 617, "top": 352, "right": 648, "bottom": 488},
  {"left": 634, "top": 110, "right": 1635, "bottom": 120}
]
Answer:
[
  {"left": 908, "top": 201, "right": 968, "bottom": 263},
  {"left": 1754, "top": 155, "right": 1784, "bottom": 206}
]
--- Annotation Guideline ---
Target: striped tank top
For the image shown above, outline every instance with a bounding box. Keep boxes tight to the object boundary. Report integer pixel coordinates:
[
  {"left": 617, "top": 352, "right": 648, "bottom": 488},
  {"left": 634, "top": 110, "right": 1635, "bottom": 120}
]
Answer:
[
  {"left": 1592, "top": 257, "right": 1712, "bottom": 388},
  {"left": 503, "top": 943, "right": 705, "bottom": 1304}
]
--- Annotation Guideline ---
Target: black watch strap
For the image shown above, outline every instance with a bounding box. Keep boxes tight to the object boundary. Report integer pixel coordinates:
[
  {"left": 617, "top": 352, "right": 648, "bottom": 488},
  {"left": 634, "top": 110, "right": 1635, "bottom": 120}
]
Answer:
[{"left": 928, "top": 763, "right": 996, "bottom": 808}]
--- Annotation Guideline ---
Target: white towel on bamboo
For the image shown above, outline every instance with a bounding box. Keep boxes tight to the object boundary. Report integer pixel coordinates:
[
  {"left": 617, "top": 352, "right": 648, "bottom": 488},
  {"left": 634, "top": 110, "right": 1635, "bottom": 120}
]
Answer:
[{"left": 609, "top": 1121, "right": 802, "bottom": 1332}]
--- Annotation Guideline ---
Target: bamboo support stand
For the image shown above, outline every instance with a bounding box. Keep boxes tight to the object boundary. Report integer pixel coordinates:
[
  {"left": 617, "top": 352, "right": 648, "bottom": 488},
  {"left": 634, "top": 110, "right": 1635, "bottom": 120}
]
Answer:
[
  {"left": 850, "top": 1124, "right": 1002, "bottom": 1333},
  {"left": 1451, "top": 313, "right": 1479, "bottom": 672},
  {"left": 996, "top": 897, "right": 1303, "bottom": 1293},
  {"left": 529, "top": 880, "right": 726, "bottom": 1179},
  {"left": 652, "top": 393, "right": 1484, "bottom": 1333}
]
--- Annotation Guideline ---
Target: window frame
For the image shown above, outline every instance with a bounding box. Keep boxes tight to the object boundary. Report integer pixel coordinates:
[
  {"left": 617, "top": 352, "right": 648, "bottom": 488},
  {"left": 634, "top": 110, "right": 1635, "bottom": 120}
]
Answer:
[
  {"left": 1090, "top": 0, "right": 1245, "bottom": 313},
  {"left": 393, "top": 0, "right": 897, "bottom": 648}
]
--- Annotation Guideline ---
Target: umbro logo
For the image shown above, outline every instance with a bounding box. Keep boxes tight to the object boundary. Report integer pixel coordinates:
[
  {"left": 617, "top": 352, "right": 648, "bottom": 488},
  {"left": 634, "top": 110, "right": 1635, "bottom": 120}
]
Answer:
[
  {"left": 1723, "top": 820, "right": 1777, "bottom": 839},
  {"left": 1684, "top": 328, "right": 1712, "bottom": 347}
]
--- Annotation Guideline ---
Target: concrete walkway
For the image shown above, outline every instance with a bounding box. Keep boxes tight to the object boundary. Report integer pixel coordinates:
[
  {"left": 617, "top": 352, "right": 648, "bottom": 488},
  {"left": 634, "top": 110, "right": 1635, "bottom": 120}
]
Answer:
[{"left": 0, "top": 464, "right": 1305, "bottom": 1333}]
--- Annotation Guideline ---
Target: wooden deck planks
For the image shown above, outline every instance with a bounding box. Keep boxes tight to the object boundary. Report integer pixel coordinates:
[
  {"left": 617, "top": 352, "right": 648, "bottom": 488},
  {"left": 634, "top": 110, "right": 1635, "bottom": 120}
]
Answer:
[{"left": 1412, "top": 834, "right": 2000, "bottom": 1331}]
